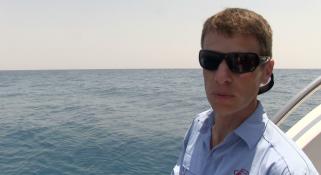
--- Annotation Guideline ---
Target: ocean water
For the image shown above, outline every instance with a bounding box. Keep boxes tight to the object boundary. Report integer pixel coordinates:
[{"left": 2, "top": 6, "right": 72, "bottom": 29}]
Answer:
[{"left": 0, "top": 69, "right": 320, "bottom": 175}]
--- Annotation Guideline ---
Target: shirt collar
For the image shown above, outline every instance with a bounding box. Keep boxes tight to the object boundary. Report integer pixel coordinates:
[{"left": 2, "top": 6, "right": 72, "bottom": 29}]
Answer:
[
  {"left": 234, "top": 102, "right": 268, "bottom": 149},
  {"left": 198, "top": 102, "right": 268, "bottom": 149}
]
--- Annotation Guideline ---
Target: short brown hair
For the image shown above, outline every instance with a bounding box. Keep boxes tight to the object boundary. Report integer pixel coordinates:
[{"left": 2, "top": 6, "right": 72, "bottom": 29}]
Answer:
[{"left": 201, "top": 8, "right": 272, "bottom": 56}]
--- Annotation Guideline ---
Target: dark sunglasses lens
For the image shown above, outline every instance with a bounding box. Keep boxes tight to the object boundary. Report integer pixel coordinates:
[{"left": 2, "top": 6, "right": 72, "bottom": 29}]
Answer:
[
  {"left": 199, "top": 51, "right": 222, "bottom": 70},
  {"left": 227, "top": 53, "right": 260, "bottom": 73}
]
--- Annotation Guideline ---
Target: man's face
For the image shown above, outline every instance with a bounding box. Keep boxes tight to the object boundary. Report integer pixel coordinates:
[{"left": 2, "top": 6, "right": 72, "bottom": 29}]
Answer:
[{"left": 202, "top": 32, "right": 273, "bottom": 117}]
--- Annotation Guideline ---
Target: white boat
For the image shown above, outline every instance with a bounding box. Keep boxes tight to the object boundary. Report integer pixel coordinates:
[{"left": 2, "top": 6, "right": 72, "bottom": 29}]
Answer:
[{"left": 273, "top": 75, "right": 321, "bottom": 173}]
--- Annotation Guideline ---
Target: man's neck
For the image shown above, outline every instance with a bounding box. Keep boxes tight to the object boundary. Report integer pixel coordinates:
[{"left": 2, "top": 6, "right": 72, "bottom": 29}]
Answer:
[{"left": 210, "top": 101, "right": 259, "bottom": 148}]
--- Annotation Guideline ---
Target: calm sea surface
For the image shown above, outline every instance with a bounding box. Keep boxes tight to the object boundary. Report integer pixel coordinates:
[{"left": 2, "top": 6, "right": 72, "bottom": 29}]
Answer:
[{"left": 0, "top": 69, "right": 320, "bottom": 175}]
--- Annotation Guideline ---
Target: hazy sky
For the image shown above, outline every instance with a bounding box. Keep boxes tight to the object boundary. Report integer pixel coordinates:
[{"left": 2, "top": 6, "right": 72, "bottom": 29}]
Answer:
[{"left": 1, "top": 0, "right": 321, "bottom": 70}]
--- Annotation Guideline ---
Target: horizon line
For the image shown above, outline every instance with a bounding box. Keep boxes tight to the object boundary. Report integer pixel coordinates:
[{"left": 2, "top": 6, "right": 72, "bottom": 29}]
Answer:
[{"left": 1, "top": 68, "right": 320, "bottom": 71}]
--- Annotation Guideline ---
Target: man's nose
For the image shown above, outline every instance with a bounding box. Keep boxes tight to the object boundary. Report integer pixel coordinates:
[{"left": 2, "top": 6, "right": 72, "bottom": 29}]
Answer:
[{"left": 214, "top": 60, "right": 232, "bottom": 84}]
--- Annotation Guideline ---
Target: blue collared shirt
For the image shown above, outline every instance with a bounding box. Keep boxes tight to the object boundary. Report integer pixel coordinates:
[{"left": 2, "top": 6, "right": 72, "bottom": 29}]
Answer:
[{"left": 172, "top": 102, "right": 318, "bottom": 175}]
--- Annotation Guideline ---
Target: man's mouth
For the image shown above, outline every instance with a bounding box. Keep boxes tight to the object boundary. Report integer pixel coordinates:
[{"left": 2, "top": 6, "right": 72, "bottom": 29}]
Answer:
[{"left": 213, "top": 92, "right": 235, "bottom": 99}]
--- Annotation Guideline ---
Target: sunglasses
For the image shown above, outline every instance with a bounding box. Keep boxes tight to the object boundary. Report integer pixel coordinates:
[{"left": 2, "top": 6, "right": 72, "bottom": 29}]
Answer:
[{"left": 199, "top": 50, "right": 271, "bottom": 73}]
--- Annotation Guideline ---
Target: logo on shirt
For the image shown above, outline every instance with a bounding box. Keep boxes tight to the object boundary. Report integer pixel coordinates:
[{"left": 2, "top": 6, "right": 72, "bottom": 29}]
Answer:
[{"left": 234, "top": 169, "right": 249, "bottom": 175}]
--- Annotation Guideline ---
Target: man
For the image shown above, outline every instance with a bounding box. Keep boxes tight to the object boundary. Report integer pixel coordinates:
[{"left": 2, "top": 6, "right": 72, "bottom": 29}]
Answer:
[{"left": 172, "top": 8, "right": 318, "bottom": 175}]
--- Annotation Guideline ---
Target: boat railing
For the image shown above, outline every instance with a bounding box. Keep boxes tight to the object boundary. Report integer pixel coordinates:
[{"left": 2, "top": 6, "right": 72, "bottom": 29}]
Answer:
[
  {"left": 272, "top": 75, "right": 321, "bottom": 125},
  {"left": 272, "top": 74, "right": 321, "bottom": 173}
]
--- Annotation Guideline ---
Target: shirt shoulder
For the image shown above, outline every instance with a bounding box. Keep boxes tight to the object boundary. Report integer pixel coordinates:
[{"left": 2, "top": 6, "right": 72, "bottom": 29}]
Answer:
[
  {"left": 177, "top": 109, "right": 213, "bottom": 173},
  {"left": 194, "top": 109, "right": 213, "bottom": 123},
  {"left": 260, "top": 120, "right": 318, "bottom": 174},
  {"left": 190, "top": 109, "right": 213, "bottom": 133}
]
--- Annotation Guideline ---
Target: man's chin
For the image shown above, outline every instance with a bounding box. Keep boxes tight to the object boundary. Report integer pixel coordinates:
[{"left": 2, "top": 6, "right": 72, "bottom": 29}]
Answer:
[{"left": 211, "top": 102, "right": 236, "bottom": 114}]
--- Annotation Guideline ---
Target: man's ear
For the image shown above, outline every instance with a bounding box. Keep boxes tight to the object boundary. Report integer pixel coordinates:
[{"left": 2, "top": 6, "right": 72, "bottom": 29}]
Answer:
[{"left": 261, "top": 59, "right": 274, "bottom": 84}]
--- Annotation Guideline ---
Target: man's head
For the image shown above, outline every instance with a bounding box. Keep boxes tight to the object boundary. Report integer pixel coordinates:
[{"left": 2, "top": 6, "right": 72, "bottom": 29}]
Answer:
[
  {"left": 201, "top": 8, "right": 272, "bottom": 57},
  {"left": 200, "top": 8, "right": 274, "bottom": 118}
]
